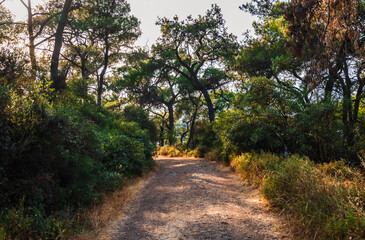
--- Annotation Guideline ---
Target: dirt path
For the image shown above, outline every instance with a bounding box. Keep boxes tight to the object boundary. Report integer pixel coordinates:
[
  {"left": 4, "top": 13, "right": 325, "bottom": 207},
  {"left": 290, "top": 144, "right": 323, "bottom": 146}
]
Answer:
[{"left": 110, "top": 157, "right": 290, "bottom": 240}]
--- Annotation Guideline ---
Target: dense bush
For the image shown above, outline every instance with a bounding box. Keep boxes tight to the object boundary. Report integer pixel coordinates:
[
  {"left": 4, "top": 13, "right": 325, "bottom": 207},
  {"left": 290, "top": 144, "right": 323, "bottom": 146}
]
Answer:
[
  {"left": 121, "top": 105, "right": 159, "bottom": 144},
  {"left": 0, "top": 83, "right": 157, "bottom": 239}
]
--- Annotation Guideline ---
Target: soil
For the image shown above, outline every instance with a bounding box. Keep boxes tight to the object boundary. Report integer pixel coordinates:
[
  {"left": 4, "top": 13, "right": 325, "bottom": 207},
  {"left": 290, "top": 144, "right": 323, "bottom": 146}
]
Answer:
[{"left": 109, "top": 157, "right": 291, "bottom": 240}]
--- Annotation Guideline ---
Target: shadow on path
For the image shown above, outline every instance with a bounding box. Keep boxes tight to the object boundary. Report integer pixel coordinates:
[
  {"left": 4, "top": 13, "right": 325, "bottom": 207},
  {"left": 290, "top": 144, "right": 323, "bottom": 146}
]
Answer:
[{"left": 111, "top": 157, "right": 288, "bottom": 240}]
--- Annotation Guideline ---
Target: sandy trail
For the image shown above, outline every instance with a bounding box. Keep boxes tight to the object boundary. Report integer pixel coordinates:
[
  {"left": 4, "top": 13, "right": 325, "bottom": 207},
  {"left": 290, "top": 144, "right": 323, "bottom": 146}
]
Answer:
[{"left": 110, "top": 157, "right": 290, "bottom": 240}]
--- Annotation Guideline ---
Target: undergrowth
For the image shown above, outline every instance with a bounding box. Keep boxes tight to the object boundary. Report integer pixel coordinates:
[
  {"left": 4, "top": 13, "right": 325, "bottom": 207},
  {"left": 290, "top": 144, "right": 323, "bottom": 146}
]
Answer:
[
  {"left": 0, "top": 84, "right": 157, "bottom": 239},
  {"left": 230, "top": 152, "right": 365, "bottom": 239},
  {"left": 156, "top": 145, "right": 200, "bottom": 158}
]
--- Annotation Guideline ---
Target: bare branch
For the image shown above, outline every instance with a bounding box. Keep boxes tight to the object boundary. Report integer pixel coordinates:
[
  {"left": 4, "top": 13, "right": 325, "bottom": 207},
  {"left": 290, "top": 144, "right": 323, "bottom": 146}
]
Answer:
[{"left": 19, "top": 0, "right": 28, "bottom": 9}]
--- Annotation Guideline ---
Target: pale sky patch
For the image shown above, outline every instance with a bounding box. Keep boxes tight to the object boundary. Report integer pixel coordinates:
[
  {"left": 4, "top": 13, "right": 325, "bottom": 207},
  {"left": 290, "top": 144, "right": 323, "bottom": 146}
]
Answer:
[{"left": 3, "top": 0, "right": 256, "bottom": 47}]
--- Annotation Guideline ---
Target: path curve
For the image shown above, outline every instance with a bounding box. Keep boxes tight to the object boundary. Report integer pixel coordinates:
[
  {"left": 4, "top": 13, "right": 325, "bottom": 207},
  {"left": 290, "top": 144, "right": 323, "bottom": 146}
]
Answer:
[{"left": 111, "top": 157, "right": 290, "bottom": 240}]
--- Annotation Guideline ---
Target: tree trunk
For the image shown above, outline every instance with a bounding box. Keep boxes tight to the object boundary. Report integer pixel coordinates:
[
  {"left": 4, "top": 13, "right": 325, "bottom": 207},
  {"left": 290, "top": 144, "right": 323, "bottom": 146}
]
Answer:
[
  {"left": 201, "top": 87, "right": 215, "bottom": 123},
  {"left": 159, "top": 125, "right": 165, "bottom": 146},
  {"left": 81, "top": 54, "right": 88, "bottom": 79},
  {"left": 26, "top": 0, "right": 37, "bottom": 80},
  {"left": 180, "top": 124, "right": 189, "bottom": 144},
  {"left": 325, "top": 68, "right": 337, "bottom": 100},
  {"left": 353, "top": 79, "right": 364, "bottom": 124},
  {"left": 342, "top": 85, "right": 354, "bottom": 146},
  {"left": 187, "top": 101, "right": 199, "bottom": 149},
  {"left": 167, "top": 103, "right": 175, "bottom": 145},
  {"left": 50, "top": 0, "right": 73, "bottom": 91},
  {"left": 97, "top": 39, "right": 110, "bottom": 105}
]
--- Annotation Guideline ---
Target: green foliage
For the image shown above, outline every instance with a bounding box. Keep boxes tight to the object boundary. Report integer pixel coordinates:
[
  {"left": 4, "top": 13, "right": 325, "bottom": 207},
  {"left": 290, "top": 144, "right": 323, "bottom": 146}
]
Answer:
[
  {"left": 0, "top": 82, "right": 156, "bottom": 239},
  {"left": 102, "top": 121, "right": 155, "bottom": 176},
  {"left": 214, "top": 76, "right": 357, "bottom": 163},
  {"left": 153, "top": 4, "right": 239, "bottom": 123},
  {"left": 0, "top": 198, "right": 68, "bottom": 240},
  {"left": 121, "top": 105, "right": 159, "bottom": 144},
  {"left": 188, "top": 120, "right": 215, "bottom": 152}
]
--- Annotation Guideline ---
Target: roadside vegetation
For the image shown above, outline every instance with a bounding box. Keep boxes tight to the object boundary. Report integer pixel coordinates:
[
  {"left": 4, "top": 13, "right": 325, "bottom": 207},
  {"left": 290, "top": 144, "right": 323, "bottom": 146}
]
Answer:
[
  {"left": 154, "top": 1, "right": 365, "bottom": 238},
  {"left": 0, "top": 85, "right": 156, "bottom": 239},
  {"left": 0, "top": 1, "right": 156, "bottom": 239},
  {"left": 230, "top": 153, "right": 365, "bottom": 239}
]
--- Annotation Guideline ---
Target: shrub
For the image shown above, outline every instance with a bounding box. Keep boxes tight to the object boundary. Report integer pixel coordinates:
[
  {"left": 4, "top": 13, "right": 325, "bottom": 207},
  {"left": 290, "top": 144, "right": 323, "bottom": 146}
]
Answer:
[
  {"left": 102, "top": 122, "right": 154, "bottom": 176},
  {"left": 0, "top": 199, "right": 68, "bottom": 240},
  {"left": 186, "top": 149, "right": 199, "bottom": 158},
  {"left": 230, "top": 152, "right": 282, "bottom": 185},
  {"left": 0, "top": 83, "right": 157, "bottom": 239},
  {"left": 156, "top": 145, "right": 184, "bottom": 157},
  {"left": 121, "top": 105, "right": 158, "bottom": 143},
  {"left": 204, "top": 149, "right": 221, "bottom": 162},
  {"left": 230, "top": 152, "right": 365, "bottom": 239}
]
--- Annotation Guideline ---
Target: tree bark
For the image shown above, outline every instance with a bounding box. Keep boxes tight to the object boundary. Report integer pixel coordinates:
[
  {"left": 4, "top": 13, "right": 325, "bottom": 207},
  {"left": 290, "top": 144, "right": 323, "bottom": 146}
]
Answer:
[
  {"left": 201, "top": 87, "right": 215, "bottom": 123},
  {"left": 97, "top": 39, "right": 110, "bottom": 105},
  {"left": 159, "top": 125, "right": 165, "bottom": 146},
  {"left": 353, "top": 78, "right": 364, "bottom": 124},
  {"left": 50, "top": 0, "right": 73, "bottom": 91},
  {"left": 324, "top": 68, "right": 337, "bottom": 100},
  {"left": 180, "top": 127, "right": 189, "bottom": 144},
  {"left": 167, "top": 103, "right": 175, "bottom": 145},
  {"left": 187, "top": 107, "right": 198, "bottom": 149},
  {"left": 26, "top": 0, "right": 37, "bottom": 80}
]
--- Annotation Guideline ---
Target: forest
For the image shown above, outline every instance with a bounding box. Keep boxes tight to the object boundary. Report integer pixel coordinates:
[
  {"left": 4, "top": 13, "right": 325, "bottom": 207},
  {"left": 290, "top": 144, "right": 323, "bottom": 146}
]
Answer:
[{"left": 0, "top": 0, "right": 364, "bottom": 239}]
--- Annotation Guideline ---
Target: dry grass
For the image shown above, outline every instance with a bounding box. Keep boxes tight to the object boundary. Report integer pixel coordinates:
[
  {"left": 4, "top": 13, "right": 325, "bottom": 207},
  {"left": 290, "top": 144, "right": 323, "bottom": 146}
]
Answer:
[
  {"left": 230, "top": 152, "right": 365, "bottom": 239},
  {"left": 72, "top": 171, "right": 155, "bottom": 240},
  {"left": 156, "top": 145, "right": 214, "bottom": 159},
  {"left": 156, "top": 145, "right": 185, "bottom": 157},
  {"left": 204, "top": 149, "right": 221, "bottom": 162}
]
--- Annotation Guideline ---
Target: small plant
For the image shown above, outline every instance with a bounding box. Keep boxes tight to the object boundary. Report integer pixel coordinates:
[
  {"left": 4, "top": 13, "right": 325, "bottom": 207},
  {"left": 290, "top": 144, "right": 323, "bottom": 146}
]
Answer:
[{"left": 204, "top": 149, "right": 221, "bottom": 162}]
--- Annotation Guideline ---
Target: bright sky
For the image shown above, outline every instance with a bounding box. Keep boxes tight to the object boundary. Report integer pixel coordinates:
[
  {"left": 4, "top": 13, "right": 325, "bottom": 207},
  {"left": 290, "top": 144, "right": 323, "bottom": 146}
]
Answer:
[{"left": 3, "top": 0, "right": 256, "bottom": 47}]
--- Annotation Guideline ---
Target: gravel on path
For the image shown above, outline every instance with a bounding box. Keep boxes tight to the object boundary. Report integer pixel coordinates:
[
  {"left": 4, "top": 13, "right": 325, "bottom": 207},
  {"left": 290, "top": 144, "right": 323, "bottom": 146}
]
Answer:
[{"left": 111, "top": 157, "right": 291, "bottom": 240}]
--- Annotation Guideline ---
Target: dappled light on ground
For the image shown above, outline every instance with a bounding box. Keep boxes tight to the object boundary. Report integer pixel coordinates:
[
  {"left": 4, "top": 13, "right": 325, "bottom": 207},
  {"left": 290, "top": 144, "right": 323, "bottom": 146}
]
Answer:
[{"left": 110, "top": 157, "right": 290, "bottom": 239}]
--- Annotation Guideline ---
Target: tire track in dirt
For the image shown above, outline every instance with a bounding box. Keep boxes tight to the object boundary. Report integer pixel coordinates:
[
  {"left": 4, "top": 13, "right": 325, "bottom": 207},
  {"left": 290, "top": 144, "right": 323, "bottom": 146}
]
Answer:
[{"left": 110, "top": 157, "right": 290, "bottom": 240}]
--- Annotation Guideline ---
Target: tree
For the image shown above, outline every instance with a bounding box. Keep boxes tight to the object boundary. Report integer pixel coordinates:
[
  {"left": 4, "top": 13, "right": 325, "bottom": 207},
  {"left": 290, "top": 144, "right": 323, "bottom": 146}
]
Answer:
[
  {"left": 118, "top": 58, "right": 183, "bottom": 145},
  {"left": 50, "top": 0, "right": 73, "bottom": 91},
  {"left": 0, "top": 3, "right": 28, "bottom": 86},
  {"left": 88, "top": 0, "right": 140, "bottom": 105},
  {"left": 175, "top": 91, "right": 202, "bottom": 149},
  {"left": 18, "top": 0, "right": 58, "bottom": 80},
  {"left": 238, "top": 0, "right": 365, "bottom": 162},
  {"left": 235, "top": 15, "right": 311, "bottom": 106},
  {"left": 0, "top": 3, "right": 14, "bottom": 44},
  {"left": 284, "top": 0, "right": 365, "bottom": 147},
  {"left": 152, "top": 4, "right": 239, "bottom": 123}
]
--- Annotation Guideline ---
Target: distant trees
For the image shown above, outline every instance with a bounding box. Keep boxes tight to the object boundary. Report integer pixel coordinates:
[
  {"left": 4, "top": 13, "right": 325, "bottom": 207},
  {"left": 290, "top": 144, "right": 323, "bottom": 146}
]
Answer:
[
  {"left": 115, "top": 5, "right": 238, "bottom": 146},
  {"left": 118, "top": 58, "right": 182, "bottom": 145},
  {"left": 152, "top": 5, "right": 239, "bottom": 123}
]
